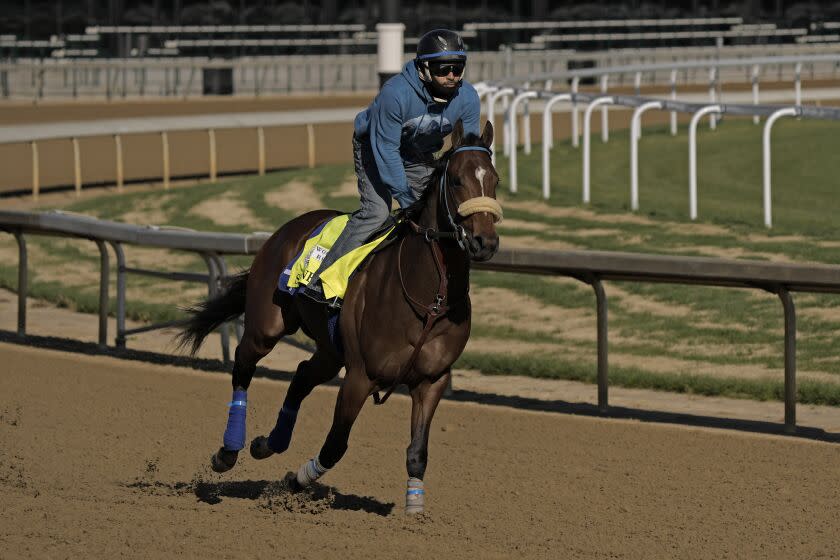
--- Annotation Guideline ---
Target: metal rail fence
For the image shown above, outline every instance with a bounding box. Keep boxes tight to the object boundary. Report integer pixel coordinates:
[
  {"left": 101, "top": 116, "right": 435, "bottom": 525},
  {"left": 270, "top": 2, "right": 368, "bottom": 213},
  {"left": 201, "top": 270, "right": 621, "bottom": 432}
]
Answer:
[
  {"left": 3, "top": 209, "right": 840, "bottom": 432},
  {"left": 479, "top": 53, "right": 840, "bottom": 228}
]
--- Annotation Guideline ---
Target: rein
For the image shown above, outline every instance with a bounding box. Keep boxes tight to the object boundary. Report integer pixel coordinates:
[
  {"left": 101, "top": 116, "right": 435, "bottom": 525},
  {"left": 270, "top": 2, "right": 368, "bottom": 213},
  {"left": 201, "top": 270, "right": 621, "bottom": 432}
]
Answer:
[{"left": 371, "top": 144, "right": 497, "bottom": 405}]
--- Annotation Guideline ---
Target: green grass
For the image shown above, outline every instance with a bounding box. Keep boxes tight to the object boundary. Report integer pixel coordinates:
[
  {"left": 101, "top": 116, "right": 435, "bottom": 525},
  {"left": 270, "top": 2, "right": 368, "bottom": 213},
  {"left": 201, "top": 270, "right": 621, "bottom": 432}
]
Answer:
[{"left": 4, "top": 117, "right": 840, "bottom": 406}]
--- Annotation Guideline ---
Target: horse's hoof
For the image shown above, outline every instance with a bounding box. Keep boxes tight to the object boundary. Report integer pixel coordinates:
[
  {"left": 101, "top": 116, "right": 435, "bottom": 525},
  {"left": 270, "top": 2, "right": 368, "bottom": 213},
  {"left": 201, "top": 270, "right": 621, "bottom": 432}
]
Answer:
[
  {"left": 210, "top": 447, "right": 239, "bottom": 473},
  {"left": 249, "top": 436, "right": 275, "bottom": 460},
  {"left": 284, "top": 471, "right": 304, "bottom": 493}
]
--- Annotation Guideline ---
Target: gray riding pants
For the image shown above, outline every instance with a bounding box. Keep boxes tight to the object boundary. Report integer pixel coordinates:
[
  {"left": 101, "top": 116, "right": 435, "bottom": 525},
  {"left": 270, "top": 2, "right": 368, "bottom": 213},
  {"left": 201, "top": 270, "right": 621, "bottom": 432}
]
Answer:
[{"left": 310, "top": 134, "right": 434, "bottom": 284}]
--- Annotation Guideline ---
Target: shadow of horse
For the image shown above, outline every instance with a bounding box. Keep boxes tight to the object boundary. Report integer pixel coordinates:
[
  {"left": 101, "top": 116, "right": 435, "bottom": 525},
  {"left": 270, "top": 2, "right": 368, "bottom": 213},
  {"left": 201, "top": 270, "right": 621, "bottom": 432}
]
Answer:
[{"left": 192, "top": 478, "right": 395, "bottom": 516}]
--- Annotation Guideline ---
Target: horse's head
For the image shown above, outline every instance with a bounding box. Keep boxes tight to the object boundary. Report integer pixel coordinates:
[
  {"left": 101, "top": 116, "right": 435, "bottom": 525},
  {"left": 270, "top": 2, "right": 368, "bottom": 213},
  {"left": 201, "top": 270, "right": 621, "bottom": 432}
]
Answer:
[{"left": 438, "top": 120, "right": 502, "bottom": 262}]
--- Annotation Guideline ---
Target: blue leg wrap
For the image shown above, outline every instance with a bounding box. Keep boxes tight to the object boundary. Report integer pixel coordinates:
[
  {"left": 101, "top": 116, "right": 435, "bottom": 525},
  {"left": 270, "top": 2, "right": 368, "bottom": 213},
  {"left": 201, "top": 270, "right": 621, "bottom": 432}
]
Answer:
[
  {"left": 267, "top": 405, "right": 299, "bottom": 454},
  {"left": 222, "top": 390, "right": 247, "bottom": 451}
]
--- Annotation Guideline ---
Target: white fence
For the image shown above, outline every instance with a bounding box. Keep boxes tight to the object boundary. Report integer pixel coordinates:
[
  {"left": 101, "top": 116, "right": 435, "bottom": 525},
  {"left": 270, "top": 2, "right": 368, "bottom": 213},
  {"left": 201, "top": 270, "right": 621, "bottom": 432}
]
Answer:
[{"left": 479, "top": 53, "right": 840, "bottom": 228}]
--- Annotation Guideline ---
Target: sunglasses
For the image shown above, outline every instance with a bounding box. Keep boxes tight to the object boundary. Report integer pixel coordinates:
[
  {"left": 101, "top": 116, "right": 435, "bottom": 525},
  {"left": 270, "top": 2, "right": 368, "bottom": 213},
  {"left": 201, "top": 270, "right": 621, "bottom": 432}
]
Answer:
[{"left": 429, "top": 62, "right": 465, "bottom": 77}]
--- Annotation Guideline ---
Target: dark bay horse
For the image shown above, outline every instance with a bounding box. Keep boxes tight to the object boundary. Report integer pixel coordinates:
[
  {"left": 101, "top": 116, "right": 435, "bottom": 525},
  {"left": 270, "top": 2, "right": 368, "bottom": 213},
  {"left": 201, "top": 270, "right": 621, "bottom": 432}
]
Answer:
[{"left": 176, "top": 120, "right": 501, "bottom": 514}]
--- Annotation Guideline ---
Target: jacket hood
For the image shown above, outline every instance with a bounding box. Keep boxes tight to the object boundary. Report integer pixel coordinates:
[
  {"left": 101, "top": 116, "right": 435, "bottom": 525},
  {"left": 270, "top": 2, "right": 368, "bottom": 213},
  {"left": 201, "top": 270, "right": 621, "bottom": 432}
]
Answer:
[{"left": 399, "top": 60, "right": 431, "bottom": 102}]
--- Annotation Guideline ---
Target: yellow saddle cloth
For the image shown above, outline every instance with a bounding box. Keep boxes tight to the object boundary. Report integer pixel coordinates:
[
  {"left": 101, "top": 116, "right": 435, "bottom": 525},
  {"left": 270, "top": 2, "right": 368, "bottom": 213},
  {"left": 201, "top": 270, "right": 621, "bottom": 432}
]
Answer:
[{"left": 283, "top": 214, "right": 395, "bottom": 300}]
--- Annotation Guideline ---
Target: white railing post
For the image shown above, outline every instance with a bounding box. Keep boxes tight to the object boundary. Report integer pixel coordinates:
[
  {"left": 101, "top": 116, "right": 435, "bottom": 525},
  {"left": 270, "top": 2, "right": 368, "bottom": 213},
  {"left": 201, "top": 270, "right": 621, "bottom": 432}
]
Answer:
[
  {"left": 708, "top": 67, "right": 718, "bottom": 130},
  {"left": 571, "top": 76, "right": 580, "bottom": 147},
  {"left": 763, "top": 107, "right": 799, "bottom": 228},
  {"left": 688, "top": 105, "right": 722, "bottom": 220},
  {"left": 634, "top": 71, "right": 642, "bottom": 95},
  {"left": 487, "top": 87, "right": 513, "bottom": 165},
  {"left": 794, "top": 62, "right": 802, "bottom": 106},
  {"left": 630, "top": 101, "right": 663, "bottom": 212},
  {"left": 509, "top": 90, "right": 538, "bottom": 194},
  {"left": 522, "top": 82, "right": 532, "bottom": 155},
  {"left": 542, "top": 93, "right": 572, "bottom": 200},
  {"left": 752, "top": 65, "right": 761, "bottom": 124},
  {"left": 502, "top": 93, "right": 512, "bottom": 157},
  {"left": 600, "top": 74, "right": 610, "bottom": 142},
  {"left": 670, "top": 69, "right": 678, "bottom": 136},
  {"left": 583, "top": 96, "right": 614, "bottom": 204}
]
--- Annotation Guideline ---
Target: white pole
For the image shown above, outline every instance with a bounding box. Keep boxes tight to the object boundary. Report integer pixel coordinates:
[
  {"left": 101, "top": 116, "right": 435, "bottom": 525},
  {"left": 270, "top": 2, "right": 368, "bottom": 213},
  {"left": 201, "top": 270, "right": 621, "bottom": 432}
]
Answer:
[
  {"left": 794, "top": 62, "right": 802, "bottom": 106},
  {"left": 509, "top": 90, "right": 538, "bottom": 194},
  {"left": 483, "top": 85, "right": 498, "bottom": 115},
  {"left": 583, "top": 96, "right": 614, "bottom": 204},
  {"left": 375, "top": 23, "right": 404, "bottom": 86},
  {"left": 542, "top": 93, "right": 572, "bottom": 200},
  {"left": 487, "top": 88, "right": 513, "bottom": 165},
  {"left": 503, "top": 93, "right": 511, "bottom": 157},
  {"left": 630, "top": 101, "right": 664, "bottom": 212},
  {"left": 571, "top": 76, "right": 580, "bottom": 148},
  {"left": 688, "top": 105, "right": 722, "bottom": 220},
  {"left": 708, "top": 67, "right": 718, "bottom": 130},
  {"left": 522, "top": 82, "right": 532, "bottom": 155},
  {"left": 670, "top": 69, "right": 678, "bottom": 136},
  {"left": 763, "top": 107, "right": 798, "bottom": 228},
  {"left": 600, "top": 74, "right": 610, "bottom": 142},
  {"left": 634, "top": 71, "right": 642, "bottom": 95},
  {"left": 752, "top": 65, "right": 760, "bottom": 124}
]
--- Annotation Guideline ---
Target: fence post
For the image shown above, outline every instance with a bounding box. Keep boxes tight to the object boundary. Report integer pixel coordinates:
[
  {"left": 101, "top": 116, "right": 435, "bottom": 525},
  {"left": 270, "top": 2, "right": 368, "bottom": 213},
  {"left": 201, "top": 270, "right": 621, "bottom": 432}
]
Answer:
[
  {"left": 708, "top": 67, "right": 718, "bottom": 130},
  {"left": 508, "top": 90, "right": 538, "bottom": 194},
  {"left": 14, "top": 232, "right": 27, "bottom": 336},
  {"left": 542, "top": 93, "right": 572, "bottom": 200},
  {"left": 752, "top": 64, "right": 760, "bottom": 124},
  {"left": 630, "top": 101, "right": 663, "bottom": 212},
  {"left": 670, "top": 69, "right": 678, "bottom": 136},
  {"left": 762, "top": 107, "right": 799, "bottom": 228},
  {"left": 257, "top": 127, "right": 266, "bottom": 175},
  {"left": 571, "top": 76, "right": 580, "bottom": 147},
  {"left": 777, "top": 287, "right": 797, "bottom": 433},
  {"left": 161, "top": 132, "right": 170, "bottom": 189},
  {"left": 306, "top": 124, "right": 316, "bottom": 169},
  {"left": 72, "top": 137, "right": 82, "bottom": 195},
  {"left": 114, "top": 135, "right": 124, "bottom": 192},
  {"left": 794, "top": 61, "right": 802, "bottom": 106},
  {"left": 31, "top": 141, "right": 39, "bottom": 201},
  {"left": 600, "top": 74, "right": 610, "bottom": 142},
  {"left": 487, "top": 87, "right": 513, "bottom": 165},
  {"left": 583, "top": 96, "right": 614, "bottom": 204},
  {"left": 688, "top": 105, "right": 722, "bottom": 220},
  {"left": 208, "top": 129, "right": 217, "bottom": 182}
]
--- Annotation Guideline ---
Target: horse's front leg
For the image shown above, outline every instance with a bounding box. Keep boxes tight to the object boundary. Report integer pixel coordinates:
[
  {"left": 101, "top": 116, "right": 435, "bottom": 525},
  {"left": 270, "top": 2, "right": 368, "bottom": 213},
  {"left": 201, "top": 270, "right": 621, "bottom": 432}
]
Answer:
[
  {"left": 405, "top": 368, "right": 451, "bottom": 515},
  {"left": 289, "top": 367, "right": 374, "bottom": 490},
  {"left": 249, "top": 349, "right": 342, "bottom": 460}
]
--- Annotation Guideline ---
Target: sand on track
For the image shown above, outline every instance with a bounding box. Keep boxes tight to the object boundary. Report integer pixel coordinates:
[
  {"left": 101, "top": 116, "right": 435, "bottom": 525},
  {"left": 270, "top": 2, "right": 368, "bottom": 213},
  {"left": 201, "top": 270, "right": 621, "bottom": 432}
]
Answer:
[{"left": 1, "top": 342, "right": 839, "bottom": 559}]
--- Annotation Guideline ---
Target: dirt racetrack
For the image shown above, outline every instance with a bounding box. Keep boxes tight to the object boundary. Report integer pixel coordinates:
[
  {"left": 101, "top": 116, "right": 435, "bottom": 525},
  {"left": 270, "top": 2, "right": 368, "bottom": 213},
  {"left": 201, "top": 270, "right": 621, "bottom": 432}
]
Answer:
[{"left": 2, "top": 342, "right": 839, "bottom": 559}]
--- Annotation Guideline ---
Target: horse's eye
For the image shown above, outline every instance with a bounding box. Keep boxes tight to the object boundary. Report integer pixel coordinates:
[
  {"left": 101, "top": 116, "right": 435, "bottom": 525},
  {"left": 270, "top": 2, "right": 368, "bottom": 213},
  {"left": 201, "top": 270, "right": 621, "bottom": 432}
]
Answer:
[{"left": 452, "top": 177, "right": 462, "bottom": 187}]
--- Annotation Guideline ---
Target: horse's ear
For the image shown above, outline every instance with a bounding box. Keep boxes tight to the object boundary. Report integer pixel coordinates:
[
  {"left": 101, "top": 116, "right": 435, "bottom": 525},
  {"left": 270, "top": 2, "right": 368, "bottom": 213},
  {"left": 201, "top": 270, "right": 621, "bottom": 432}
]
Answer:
[
  {"left": 451, "top": 119, "right": 464, "bottom": 148},
  {"left": 480, "top": 120, "right": 494, "bottom": 148}
]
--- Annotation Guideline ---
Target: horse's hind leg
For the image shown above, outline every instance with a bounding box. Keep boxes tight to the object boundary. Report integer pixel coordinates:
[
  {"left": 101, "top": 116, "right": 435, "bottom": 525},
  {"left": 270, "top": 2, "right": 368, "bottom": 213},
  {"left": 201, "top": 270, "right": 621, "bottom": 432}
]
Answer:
[
  {"left": 404, "top": 369, "right": 451, "bottom": 514},
  {"left": 250, "top": 349, "right": 342, "bottom": 460},
  {"left": 289, "top": 367, "right": 374, "bottom": 489},
  {"left": 211, "top": 291, "right": 298, "bottom": 473}
]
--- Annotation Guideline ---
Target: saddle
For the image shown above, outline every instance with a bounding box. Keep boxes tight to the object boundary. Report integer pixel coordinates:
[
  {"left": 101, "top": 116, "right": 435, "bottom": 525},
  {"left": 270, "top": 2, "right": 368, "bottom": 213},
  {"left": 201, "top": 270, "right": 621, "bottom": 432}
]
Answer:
[{"left": 277, "top": 214, "right": 399, "bottom": 303}]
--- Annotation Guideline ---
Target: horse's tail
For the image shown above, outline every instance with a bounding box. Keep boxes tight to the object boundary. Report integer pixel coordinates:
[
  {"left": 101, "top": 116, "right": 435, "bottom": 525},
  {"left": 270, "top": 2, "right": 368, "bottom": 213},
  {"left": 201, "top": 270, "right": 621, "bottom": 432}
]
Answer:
[{"left": 175, "top": 270, "right": 249, "bottom": 356}]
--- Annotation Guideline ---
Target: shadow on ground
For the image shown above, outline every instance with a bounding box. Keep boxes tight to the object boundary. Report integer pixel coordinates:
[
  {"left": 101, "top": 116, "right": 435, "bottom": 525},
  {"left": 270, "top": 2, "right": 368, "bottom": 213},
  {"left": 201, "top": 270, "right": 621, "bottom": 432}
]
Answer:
[{"left": 4, "top": 330, "right": 839, "bottom": 445}]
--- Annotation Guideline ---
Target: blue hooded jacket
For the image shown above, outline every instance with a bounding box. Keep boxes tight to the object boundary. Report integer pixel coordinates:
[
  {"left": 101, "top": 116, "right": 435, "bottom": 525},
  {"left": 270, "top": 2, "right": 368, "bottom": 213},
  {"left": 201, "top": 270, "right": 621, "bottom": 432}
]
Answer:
[{"left": 354, "top": 60, "right": 480, "bottom": 208}]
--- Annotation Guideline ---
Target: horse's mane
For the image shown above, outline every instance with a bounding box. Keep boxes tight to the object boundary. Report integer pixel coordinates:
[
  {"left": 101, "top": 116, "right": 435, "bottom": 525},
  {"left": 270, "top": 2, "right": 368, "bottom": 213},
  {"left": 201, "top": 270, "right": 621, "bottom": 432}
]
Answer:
[{"left": 398, "top": 132, "right": 486, "bottom": 222}]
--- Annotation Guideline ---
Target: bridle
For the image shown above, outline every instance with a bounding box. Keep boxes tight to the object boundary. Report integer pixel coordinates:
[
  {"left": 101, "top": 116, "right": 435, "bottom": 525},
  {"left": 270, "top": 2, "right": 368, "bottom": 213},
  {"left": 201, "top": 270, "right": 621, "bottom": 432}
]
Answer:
[
  {"left": 372, "top": 144, "right": 502, "bottom": 405},
  {"left": 433, "top": 145, "right": 503, "bottom": 252}
]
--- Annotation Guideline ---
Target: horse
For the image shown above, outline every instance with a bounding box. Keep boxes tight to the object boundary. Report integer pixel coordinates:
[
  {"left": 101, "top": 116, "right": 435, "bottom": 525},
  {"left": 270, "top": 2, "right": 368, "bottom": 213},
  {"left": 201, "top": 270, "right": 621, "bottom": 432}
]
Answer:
[{"left": 176, "top": 120, "right": 501, "bottom": 514}]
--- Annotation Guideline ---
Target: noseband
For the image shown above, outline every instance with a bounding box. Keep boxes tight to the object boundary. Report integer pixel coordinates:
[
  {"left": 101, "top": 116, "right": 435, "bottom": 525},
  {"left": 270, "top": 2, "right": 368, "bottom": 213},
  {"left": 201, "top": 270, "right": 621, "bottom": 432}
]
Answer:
[{"left": 438, "top": 145, "right": 503, "bottom": 252}]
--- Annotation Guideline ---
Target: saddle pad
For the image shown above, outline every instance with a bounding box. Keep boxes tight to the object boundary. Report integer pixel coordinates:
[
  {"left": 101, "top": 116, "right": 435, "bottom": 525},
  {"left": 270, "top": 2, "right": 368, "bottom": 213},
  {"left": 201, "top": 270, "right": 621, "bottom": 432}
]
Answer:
[{"left": 278, "top": 214, "right": 394, "bottom": 301}]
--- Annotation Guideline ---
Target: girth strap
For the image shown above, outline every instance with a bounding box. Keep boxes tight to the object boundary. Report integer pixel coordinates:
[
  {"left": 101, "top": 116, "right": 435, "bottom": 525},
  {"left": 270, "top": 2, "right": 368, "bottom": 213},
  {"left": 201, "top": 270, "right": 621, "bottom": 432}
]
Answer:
[{"left": 372, "top": 222, "right": 450, "bottom": 405}]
